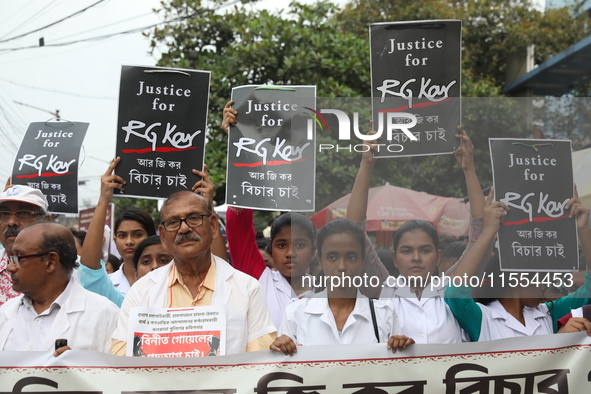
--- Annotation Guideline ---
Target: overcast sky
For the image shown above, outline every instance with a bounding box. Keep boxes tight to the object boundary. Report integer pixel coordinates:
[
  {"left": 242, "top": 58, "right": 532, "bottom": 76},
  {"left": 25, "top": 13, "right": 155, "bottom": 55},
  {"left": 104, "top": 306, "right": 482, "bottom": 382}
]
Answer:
[{"left": 0, "top": 0, "right": 314, "bottom": 209}]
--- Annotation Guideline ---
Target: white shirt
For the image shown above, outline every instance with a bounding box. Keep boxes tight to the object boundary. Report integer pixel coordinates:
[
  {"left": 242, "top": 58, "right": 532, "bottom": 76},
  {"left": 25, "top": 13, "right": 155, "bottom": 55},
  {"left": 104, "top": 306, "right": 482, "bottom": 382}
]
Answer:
[
  {"left": 0, "top": 277, "right": 119, "bottom": 352},
  {"left": 112, "top": 255, "right": 276, "bottom": 355},
  {"left": 279, "top": 290, "right": 400, "bottom": 345},
  {"left": 380, "top": 279, "right": 464, "bottom": 344},
  {"left": 477, "top": 300, "right": 552, "bottom": 341},
  {"left": 259, "top": 268, "right": 314, "bottom": 329},
  {"left": 109, "top": 265, "right": 131, "bottom": 297}
]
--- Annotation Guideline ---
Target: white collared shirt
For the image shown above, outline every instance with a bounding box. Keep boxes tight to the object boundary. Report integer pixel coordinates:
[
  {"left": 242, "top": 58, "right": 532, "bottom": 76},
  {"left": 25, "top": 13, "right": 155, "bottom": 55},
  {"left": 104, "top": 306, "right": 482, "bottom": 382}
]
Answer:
[
  {"left": 477, "top": 301, "right": 552, "bottom": 341},
  {"left": 0, "top": 277, "right": 119, "bottom": 352},
  {"left": 380, "top": 279, "right": 464, "bottom": 344},
  {"left": 3, "top": 278, "right": 72, "bottom": 351},
  {"left": 278, "top": 290, "right": 400, "bottom": 345},
  {"left": 109, "top": 264, "right": 131, "bottom": 297},
  {"left": 259, "top": 268, "right": 314, "bottom": 329}
]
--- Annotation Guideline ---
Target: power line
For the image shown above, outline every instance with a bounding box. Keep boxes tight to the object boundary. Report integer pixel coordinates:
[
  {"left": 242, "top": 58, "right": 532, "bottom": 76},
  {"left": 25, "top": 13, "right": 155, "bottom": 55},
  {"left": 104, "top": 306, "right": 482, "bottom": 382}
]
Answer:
[
  {"left": 0, "top": 0, "right": 35, "bottom": 29},
  {"left": 55, "top": 11, "right": 155, "bottom": 41},
  {"left": 0, "top": 77, "right": 116, "bottom": 99},
  {"left": 0, "top": 0, "right": 108, "bottom": 43},
  {"left": 0, "top": 0, "right": 241, "bottom": 53},
  {"left": 0, "top": 0, "right": 62, "bottom": 40}
]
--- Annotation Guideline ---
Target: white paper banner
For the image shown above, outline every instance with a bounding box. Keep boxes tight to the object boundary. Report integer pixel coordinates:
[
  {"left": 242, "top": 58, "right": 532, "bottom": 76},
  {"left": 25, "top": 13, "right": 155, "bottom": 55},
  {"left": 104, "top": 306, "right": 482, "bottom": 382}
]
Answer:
[
  {"left": 1, "top": 332, "right": 590, "bottom": 393},
  {"left": 126, "top": 306, "right": 226, "bottom": 357}
]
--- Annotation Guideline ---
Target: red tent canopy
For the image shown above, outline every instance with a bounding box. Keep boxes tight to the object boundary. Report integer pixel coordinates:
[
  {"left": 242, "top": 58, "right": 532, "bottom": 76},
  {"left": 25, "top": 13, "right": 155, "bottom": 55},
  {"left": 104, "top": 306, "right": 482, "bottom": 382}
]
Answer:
[{"left": 311, "top": 183, "right": 470, "bottom": 237}]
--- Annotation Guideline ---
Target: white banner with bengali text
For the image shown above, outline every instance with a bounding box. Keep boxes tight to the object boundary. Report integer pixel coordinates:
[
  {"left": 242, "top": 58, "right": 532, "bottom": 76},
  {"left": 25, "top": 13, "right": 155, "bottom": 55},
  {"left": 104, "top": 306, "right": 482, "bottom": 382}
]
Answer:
[{"left": 1, "top": 332, "right": 590, "bottom": 393}]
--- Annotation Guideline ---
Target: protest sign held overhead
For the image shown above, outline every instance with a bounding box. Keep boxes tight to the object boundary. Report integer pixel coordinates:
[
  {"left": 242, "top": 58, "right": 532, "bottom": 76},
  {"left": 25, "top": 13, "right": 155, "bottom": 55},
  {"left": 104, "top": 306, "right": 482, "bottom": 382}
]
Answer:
[
  {"left": 490, "top": 138, "right": 577, "bottom": 272},
  {"left": 127, "top": 306, "right": 226, "bottom": 358},
  {"left": 370, "top": 20, "right": 461, "bottom": 158},
  {"left": 115, "top": 65, "right": 210, "bottom": 199},
  {"left": 11, "top": 121, "right": 88, "bottom": 214},
  {"left": 226, "top": 85, "right": 316, "bottom": 211}
]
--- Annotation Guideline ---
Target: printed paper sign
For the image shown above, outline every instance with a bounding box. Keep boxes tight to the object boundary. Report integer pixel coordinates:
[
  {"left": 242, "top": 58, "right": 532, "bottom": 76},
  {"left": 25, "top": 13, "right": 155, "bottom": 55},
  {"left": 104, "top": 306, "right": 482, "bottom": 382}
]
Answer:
[
  {"left": 370, "top": 20, "right": 461, "bottom": 157},
  {"left": 127, "top": 306, "right": 226, "bottom": 357},
  {"left": 11, "top": 121, "right": 88, "bottom": 214},
  {"left": 226, "top": 85, "right": 316, "bottom": 211},
  {"left": 490, "top": 138, "right": 577, "bottom": 271},
  {"left": 115, "top": 65, "right": 211, "bottom": 199}
]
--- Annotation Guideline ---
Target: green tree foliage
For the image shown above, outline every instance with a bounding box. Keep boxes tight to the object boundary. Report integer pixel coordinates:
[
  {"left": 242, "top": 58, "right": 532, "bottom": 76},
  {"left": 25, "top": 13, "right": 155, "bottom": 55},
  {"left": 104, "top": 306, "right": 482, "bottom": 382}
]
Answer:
[{"left": 147, "top": 0, "right": 588, "bottom": 211}]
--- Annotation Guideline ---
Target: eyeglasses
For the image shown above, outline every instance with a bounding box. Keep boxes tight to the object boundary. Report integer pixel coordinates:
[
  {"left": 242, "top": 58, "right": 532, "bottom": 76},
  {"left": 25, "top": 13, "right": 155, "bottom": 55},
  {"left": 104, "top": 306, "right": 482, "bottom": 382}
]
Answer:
[
  {"left": 0, "top": 210, "right": 45, "bottom": 223},
  {"left": 9, "top": 253, "right": 48, "bottom": 267},
  {"left": 161, "top": 213, "right": 210, "bottom": 232}
]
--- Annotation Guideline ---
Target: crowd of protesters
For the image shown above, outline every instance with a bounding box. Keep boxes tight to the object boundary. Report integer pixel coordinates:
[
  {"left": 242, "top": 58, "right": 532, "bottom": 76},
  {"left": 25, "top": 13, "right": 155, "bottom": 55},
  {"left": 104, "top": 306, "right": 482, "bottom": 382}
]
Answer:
[{"left": 0, "top": 103, "right": 590, "bottom": 358}]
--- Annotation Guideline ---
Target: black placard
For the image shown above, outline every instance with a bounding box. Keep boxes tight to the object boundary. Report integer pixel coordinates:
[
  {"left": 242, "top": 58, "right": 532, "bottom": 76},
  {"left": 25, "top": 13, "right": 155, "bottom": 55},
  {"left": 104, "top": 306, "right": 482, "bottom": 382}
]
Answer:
[
  {"left": 225, "top": 85, "right": 316, "bottom": 211},
  {"left": 490, "top": 138, "right": 577, "bottom": 271},
  {"left": 11, "top": 121, "right": 88, "bottom": 214},
  {"left": 370, "top": 20, "right": 461, "bottom": 157},
  {"left": 115, "top": 65, "right": 210, "bottom": 199}
]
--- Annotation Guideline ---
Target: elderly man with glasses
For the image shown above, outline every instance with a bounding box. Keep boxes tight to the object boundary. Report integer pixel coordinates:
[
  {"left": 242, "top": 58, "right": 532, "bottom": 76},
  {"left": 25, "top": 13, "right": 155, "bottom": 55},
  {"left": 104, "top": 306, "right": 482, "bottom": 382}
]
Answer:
[
  {"left": 110, "top": 191, "right": 276, "bottom": 356},
  {"left": 0, "top": 222, "right": 119, "bottom": 354},
  {"left": 0, "top": 185, "right": 50, "bottom": 306}
]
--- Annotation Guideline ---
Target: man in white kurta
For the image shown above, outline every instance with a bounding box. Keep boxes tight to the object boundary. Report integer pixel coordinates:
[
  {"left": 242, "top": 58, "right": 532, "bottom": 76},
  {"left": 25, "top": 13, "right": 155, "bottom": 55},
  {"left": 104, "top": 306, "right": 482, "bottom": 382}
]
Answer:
[{"left": 111, "top": 192, "right": 276, "bottom": 356}]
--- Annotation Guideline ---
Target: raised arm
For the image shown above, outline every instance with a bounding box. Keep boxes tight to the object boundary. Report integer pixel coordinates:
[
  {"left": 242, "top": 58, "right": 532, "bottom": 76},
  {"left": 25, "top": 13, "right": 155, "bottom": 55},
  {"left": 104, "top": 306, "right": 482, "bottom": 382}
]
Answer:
[
  {"left": 346, "top": 127, "right": 389, "bottom": 296},
  {"left": 451, "top": 189, "right": 508, "bottom": 278},
  {"left": 220, "top": 100, "right": 267, "bottom": 278},
  {"left": 569, "top": 190, "right": 591, "bottom": 265},
  {"left": 80, "top": 158, "right": 125, "bottom": 270},
  {"left": 191, "top": 165, "right": 228, "bottom": 262},
  {"left": 454, "top": 126, "right": 485, "bottom": 219},
  {"left": 346, "top": 126, "right": 375, "bottom": 223},
  {"left": 445, "top": 127, "right": 490, "bottom": 275}
]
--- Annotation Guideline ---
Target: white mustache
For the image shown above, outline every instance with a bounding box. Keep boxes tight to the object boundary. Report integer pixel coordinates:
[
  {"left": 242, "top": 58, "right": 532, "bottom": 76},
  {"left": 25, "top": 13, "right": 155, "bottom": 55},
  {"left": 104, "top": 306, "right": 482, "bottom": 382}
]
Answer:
[{"left": 175, "top": 233, "right": 201, "bottom": 245}]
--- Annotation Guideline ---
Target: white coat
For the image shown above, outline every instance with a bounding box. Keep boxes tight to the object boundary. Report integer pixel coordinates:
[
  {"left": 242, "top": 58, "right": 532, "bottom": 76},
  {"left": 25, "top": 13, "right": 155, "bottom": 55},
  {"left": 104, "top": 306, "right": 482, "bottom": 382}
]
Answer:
[
  {"left": 112, "top": 255, "right": 276, "bottom": 355},
  {"left": 0, "top": 277, "right": 119, "bottom": 352}
]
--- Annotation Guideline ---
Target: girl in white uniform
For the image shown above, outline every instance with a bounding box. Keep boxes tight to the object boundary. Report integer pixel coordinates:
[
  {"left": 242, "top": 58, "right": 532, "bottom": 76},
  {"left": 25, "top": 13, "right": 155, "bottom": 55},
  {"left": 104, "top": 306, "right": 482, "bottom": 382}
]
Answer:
[
  {"left": 446, "top": 190, "right": 591, "bottom": 341},
  {"left": 347, "top": 127, "right": 486, "bottom": 343},
  {"left": 271, "top": 219, "right": 414, "bottom": 355}
]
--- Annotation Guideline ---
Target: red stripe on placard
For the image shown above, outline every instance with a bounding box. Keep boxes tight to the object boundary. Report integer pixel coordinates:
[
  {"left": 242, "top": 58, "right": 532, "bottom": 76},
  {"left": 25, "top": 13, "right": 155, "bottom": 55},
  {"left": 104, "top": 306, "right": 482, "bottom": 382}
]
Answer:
[
  {"left": 122, "top": 147, "right": 197, "bottom": 154},
  {"left": 233, "top": 159, "right": 307, "bottom": 167},
  {"left": 378, "top": 98, "right": 453, "bottom": 113},
  {"left": 15, "top": 172, "right": 72, "bottom": 179},
  {"left": 502, "top": 215, "right": 567, "bottom": 226}
]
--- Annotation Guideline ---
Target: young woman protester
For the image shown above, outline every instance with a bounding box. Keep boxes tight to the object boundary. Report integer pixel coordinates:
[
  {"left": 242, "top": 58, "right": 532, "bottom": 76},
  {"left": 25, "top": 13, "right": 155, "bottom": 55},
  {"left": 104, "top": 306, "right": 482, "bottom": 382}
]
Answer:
[
  {"left": 346, "top": 126, "right": 488, "bottom": 343},
  {"left": 222, "top": 102, "right": 388, "bottom": 328},
  {"left": 271, "top": 219, "right": 414, "bottom": 355},
  {"left": 133, "top": 235, "right": 173, "bottom": 278},
  {"left": 445, "top": 189, "right": 591, "bottom": 341}
]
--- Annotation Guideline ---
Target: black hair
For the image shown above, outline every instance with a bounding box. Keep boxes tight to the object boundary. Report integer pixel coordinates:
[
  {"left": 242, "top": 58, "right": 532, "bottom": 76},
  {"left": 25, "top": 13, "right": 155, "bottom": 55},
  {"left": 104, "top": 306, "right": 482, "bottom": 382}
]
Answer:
[
  {"left": 159, "top": 191, "right": 213, "bottom": 222},
  {"left": 69, "top": 228, "right": 86, "bottom": 246},
  {"left": 392, "top": 219, "right": 440, "bottom": 251},
  {"left": 441, "top": 241, "right": 468, "bottom": 262},
  {"left": 270, "top": 212, "right": 316, "bottom": 250},
  {"left": 107, "top": 253, "right": 121, "bottom": 272},
  {"left": 376, "top": 248, "right": 399, "bottom": 276},
  {"left": 316, "top": 219, "right": 365, "bottom": 258},
  {"left": 115, "top": 207, "right": 156, "bottom": 236},
  {"left": 133, "top": 235, "right": 162, "bottom": 270}
]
